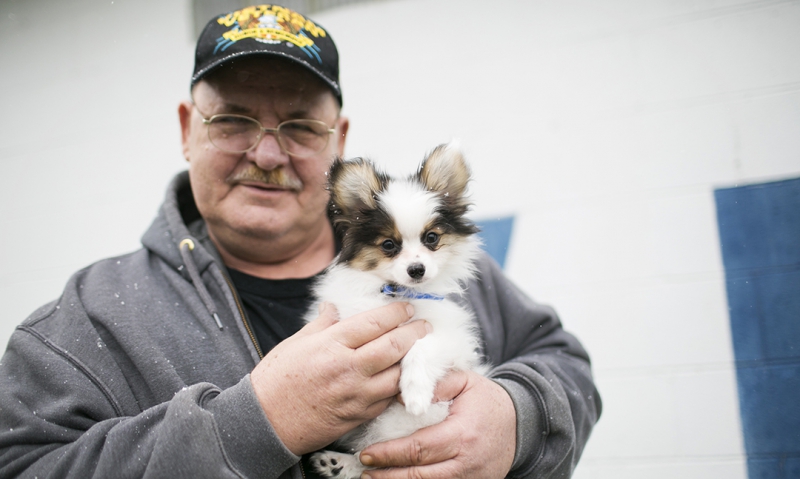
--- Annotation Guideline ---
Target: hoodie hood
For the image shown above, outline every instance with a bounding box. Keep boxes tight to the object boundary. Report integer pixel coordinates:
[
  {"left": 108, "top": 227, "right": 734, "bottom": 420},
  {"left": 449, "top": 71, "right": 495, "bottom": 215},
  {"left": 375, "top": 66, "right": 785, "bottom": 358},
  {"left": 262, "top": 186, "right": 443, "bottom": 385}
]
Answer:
[
  {"left": 141, "top": 171, "right": 220, "bottom": 274},
  {"left": 141, "top": 172, "right": 228, "bottom": 329}
]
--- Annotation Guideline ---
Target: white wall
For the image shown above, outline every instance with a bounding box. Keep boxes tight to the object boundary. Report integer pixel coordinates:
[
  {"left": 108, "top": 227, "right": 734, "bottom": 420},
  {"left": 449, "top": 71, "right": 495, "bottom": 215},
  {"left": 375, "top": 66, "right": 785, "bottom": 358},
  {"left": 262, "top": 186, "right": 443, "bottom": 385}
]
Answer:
[
  {"left": 319, "top": 1, "right": 799, "bottom": 477},
  {"left": 0, "top": 0, "right": 193, "bottom": 349},
  {"left": 2, "top": 1, "right": 800, "bottom": 478}
]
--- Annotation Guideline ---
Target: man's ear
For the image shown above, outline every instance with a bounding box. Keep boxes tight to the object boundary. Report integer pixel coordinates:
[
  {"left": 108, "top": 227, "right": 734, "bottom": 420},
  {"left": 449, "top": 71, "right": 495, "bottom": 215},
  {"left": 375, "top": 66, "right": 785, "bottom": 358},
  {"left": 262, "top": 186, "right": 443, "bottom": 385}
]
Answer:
[
  {"left": 178, "top": 101, "right": 193, "bottom": 162},
  {"left": 334, "top": 116, "right": 349, "bottom": 157}
]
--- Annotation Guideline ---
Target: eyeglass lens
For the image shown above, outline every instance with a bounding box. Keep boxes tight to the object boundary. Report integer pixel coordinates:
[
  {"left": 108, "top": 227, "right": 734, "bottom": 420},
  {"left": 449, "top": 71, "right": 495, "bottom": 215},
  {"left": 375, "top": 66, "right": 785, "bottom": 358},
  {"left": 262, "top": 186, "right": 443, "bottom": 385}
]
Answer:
[{"left": 207, "top": 116, "right": 330, "bottom": 156}]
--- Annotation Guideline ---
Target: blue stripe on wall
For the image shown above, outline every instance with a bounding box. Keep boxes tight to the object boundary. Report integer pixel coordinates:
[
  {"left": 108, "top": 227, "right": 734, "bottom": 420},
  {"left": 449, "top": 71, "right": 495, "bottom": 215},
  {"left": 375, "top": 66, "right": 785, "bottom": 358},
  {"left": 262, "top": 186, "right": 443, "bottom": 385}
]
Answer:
[
  {"left": 475, "top": 216, "right": 515, "bottom": 269},
  {"left": 714, "top": 177, "right": 800, "bottom": 479}
]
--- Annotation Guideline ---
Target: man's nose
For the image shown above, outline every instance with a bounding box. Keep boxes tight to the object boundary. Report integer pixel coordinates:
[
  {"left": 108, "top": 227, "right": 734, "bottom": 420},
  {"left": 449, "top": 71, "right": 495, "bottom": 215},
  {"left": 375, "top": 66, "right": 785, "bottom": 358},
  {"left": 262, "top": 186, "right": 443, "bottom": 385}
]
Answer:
[{"left": 247, "top": 130, "right": 290, "bottom": 170}]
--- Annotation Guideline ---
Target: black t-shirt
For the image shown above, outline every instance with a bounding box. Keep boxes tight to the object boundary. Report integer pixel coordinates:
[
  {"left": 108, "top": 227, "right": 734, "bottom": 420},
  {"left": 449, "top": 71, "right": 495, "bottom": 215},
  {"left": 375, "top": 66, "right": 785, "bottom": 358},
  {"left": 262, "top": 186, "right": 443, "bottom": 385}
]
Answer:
[{"left": 227, "top": 268, "right": 317, "bottom": 354}]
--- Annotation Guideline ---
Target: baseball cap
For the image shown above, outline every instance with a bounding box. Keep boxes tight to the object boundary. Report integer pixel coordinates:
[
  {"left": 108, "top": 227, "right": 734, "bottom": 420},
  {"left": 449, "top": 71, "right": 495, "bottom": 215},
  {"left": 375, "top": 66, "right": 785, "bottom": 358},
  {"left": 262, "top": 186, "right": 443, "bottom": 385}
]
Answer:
[{"left": 191, "top": 4, "right": 342, "bottom": 105}]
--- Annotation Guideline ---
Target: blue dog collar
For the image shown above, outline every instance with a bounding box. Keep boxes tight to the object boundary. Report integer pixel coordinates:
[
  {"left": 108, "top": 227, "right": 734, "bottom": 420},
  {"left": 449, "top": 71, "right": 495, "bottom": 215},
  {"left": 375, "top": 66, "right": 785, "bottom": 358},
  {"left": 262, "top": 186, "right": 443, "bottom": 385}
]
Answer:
[{"left": 381, "top": 284, "right": 444, "bottom": 301}]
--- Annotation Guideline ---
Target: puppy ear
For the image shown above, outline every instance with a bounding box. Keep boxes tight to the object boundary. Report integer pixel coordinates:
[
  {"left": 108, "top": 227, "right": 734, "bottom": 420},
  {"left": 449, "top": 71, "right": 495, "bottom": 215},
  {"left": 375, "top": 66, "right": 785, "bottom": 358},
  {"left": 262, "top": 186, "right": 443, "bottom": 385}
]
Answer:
[
  {"left": 328, "top": 157, "right": 385, "bottom": 215},
  {"left": 417, "top": 140, "right": 471, "bottom": 200}
]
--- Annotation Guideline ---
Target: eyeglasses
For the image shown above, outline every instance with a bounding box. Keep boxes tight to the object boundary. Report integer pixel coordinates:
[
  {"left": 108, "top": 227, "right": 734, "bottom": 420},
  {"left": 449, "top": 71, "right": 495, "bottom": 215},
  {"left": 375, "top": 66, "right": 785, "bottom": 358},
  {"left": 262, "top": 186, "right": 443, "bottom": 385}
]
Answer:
[{"left": 195, "top": 107, "right": 336, "bottom": 158}]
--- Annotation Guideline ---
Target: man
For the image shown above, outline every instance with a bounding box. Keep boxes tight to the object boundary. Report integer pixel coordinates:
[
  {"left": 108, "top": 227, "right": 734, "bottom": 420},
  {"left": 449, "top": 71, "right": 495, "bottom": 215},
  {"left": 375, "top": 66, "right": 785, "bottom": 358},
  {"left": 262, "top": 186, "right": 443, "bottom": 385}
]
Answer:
[{"left": 0, "top": 5, "right": 600, "bottom": 478}]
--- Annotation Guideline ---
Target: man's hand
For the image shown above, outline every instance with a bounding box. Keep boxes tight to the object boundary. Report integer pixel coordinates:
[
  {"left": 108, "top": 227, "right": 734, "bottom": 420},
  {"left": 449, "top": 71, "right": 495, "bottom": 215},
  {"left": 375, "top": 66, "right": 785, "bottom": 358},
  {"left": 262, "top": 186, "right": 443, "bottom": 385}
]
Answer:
[
  {"left": 250, "top": 302, "right": 430, "bottom": 455},
  {"left": 359, "top": 370, "right": 517, "bottom": 479}
]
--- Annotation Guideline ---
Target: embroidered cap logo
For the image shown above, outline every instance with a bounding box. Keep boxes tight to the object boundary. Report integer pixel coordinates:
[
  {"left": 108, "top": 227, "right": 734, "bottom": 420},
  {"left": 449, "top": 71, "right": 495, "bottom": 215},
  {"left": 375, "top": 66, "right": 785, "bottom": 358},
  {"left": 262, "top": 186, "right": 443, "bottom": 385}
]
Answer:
[{"left": 213, "top": 5, "right": 327, "bottom": 63}]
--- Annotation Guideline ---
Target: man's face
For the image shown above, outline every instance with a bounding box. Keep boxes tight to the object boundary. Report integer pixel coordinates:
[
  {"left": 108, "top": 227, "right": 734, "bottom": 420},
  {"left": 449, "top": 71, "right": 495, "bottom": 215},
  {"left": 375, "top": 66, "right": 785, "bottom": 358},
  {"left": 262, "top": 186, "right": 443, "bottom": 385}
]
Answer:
[{"left": 180, "top": 57, "right": 348, "bottom": 262}]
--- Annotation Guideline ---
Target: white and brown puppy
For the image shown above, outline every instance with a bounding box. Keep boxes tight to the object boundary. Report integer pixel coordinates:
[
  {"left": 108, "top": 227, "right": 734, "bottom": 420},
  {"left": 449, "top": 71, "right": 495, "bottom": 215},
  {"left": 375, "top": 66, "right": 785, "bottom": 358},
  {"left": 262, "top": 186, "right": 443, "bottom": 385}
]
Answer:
[{"left": 307, "top": 142, "right": 488, "bottom": 478}]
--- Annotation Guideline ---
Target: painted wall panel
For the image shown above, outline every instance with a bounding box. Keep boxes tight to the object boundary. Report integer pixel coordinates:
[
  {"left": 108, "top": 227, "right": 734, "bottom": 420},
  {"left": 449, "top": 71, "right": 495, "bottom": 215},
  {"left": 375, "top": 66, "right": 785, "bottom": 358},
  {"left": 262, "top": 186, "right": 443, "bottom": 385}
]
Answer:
[
  {"left": 475, "top": 216, "right": 515, "bottom": 269},
  {"left": 715, "top": 177, "right": 800, "bottom": 479}
]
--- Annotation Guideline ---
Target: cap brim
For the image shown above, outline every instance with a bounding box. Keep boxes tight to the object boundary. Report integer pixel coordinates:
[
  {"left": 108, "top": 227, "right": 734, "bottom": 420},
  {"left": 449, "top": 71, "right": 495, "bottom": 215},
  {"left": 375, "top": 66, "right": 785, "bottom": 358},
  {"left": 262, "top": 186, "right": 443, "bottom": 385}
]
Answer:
[{"left": 191, "top": 50, "right": 342, "bottom": 105}]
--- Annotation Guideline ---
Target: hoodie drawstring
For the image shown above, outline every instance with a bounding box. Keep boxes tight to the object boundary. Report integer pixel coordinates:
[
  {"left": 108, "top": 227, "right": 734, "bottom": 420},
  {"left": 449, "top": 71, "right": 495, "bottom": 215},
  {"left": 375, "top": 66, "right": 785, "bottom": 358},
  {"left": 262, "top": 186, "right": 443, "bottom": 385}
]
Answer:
[{"left": 179, "top": 238, "right": 224, "bottom": 330}]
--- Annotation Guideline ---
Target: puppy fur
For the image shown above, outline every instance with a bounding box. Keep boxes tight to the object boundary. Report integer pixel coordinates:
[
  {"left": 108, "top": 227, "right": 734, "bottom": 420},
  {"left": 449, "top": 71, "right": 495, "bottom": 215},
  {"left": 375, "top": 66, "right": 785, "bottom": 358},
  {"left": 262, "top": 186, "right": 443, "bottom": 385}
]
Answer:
[{"left": 306, "top": 142, "right": 488, "bottom": 478}]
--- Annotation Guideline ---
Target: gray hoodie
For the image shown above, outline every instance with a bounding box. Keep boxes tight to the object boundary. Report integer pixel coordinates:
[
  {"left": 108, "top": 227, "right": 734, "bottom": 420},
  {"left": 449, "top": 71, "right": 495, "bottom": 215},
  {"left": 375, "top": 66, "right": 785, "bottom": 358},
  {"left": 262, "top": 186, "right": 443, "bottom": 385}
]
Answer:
[{"left": 0, "top": 172, "right": 601, "bottom": 478}]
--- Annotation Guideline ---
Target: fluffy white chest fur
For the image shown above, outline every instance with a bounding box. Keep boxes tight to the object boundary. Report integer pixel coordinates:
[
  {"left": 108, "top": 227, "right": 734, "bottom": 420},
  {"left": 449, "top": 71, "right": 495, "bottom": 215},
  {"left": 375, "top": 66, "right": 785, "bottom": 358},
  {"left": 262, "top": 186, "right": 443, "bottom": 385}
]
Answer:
[{"left": 305, "top": 142, "right": 488, "bottom": 478}]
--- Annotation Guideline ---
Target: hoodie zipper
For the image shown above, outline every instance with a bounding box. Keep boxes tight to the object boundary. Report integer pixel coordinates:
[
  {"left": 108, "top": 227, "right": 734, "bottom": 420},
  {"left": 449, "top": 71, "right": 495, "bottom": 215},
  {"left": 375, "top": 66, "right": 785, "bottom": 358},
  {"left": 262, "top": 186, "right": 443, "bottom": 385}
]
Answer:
[
  {"left": 226, "top": 274, "right": 323, "bottom": 479},
  {"left": 222, "top": 274, "right": 308, "bottom": 478},
  {"left": 222, "top": 273, "right": 264, "bottom": 359}
]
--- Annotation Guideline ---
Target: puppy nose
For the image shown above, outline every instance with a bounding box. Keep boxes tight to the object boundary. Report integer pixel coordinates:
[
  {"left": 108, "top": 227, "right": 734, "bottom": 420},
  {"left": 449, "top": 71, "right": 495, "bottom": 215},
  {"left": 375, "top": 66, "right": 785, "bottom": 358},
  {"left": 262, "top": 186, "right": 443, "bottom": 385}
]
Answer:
[{"left": 407, "top": 263, "right": 426, "bottom": 280}]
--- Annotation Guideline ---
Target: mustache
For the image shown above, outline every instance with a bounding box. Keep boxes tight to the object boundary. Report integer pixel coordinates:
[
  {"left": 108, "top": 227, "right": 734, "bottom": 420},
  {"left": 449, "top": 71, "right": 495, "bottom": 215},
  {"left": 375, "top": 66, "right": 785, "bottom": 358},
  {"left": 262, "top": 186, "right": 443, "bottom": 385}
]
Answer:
[{"left": 227, "top": 165, "right": 303, "bottom": 191}]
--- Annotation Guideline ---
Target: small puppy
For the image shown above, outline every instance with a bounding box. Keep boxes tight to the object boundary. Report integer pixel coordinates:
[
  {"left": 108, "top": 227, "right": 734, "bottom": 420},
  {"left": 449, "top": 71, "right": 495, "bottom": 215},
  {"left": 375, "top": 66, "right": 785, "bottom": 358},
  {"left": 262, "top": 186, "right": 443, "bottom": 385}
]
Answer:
[{"left": 307, "top": 141, "right": 487, "bottom": 478}]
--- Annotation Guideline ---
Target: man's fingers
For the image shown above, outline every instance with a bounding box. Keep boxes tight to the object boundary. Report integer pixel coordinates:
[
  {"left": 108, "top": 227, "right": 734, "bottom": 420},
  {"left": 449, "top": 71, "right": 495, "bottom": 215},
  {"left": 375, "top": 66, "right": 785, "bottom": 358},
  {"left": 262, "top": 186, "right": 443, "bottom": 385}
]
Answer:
[
  {"left": 362, "top": 396, "right": 396, "bottom": 422},
  {"left": 360, "top": 418, "right": 461, "bottom": 468},
  {"left": 294, "top": 302, "right": 339, "bottom": 337},
  {"left": 354, "top": 320, "right": 430, "bottom": 376},
  {"left": 361, "top": 461, "right": 464, "bottom": 479},
  {"left": 363, "top": 363, "right": 403, "bottom": 402},
  {"left": 394, "top": 370, "right": 467, "bottom": 406},
  {"left": 431, "top": 370, "right": 469, "bottom": 403},
  {"left": 330, "top": 303, "right": 415, "bottom": 349}
]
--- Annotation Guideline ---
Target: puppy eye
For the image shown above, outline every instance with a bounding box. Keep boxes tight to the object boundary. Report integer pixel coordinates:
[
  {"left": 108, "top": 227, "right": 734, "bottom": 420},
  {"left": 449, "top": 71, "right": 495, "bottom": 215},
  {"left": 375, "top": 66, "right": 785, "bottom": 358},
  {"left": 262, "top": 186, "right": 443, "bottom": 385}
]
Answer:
[
  {"left": 424, "top": 232, "right": 440, "bottom": 246},
  {"left": 381, "top": 239, "right": 397, "bottom": 252}
]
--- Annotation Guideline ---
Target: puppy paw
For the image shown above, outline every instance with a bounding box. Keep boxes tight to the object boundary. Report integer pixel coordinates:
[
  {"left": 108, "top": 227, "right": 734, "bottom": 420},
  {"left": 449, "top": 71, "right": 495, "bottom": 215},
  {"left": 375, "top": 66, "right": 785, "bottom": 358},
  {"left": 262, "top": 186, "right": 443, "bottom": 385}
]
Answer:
[
  {"left": 403, "top": 389, "right": 433, "bottom": 416},
  {"left": 310, "top": 450, "right": 364, "bottom": 478}
]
